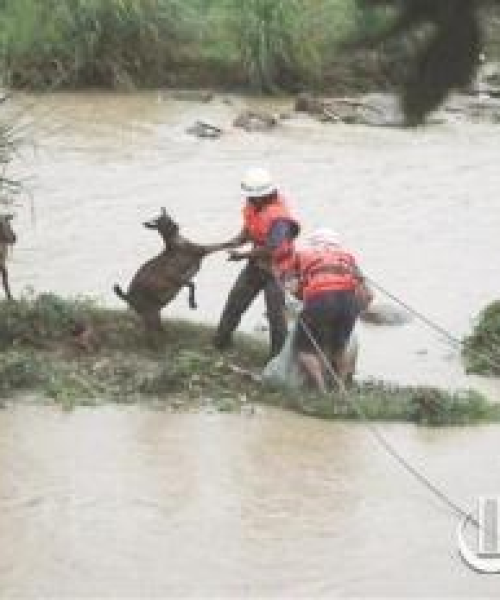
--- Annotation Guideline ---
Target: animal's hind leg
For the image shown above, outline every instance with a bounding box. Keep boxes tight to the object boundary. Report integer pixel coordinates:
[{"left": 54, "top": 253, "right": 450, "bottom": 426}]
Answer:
[
  {"left": 143, "top": 310, "right": 165, "bottom": 349},
  {"left": 1, "top": 267, "right": 13, "bottom": 300}
]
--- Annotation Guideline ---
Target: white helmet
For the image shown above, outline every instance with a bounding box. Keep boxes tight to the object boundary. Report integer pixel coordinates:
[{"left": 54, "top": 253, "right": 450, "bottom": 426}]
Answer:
[
  {"left": 241, "top": 167, "right": 276, "bottom": 198},
  {"left": 308, "top": 227, "right": 341, "bottom": 249}
]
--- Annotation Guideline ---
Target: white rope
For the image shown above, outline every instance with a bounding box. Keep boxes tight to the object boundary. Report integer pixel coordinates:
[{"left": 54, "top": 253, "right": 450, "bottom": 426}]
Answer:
[{"left": 282, "top": 285, "right": 480, "bottom": 528}]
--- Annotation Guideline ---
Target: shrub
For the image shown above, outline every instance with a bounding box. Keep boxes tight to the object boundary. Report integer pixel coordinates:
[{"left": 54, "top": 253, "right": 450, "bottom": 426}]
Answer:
[
  {"left": 0, "top": 0, "right": 192, "bottom": 89},
  {"left": 224, "top": 0, "right": 354, "bottom": 91},
  {"left": 0, "top": 292, "right": 96, "bottom": 349},
  {"left": 463, "top": 300, "right": 500, "bottom": 376},
  {"left": 0, "top": 351, "right": 46, "bottom": 395}
]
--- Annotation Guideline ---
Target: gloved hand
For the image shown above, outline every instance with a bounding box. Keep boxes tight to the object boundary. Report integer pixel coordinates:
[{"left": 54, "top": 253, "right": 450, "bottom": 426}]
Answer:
[{"left": 284, "top": 291, "right": 302, "bottom": 314}]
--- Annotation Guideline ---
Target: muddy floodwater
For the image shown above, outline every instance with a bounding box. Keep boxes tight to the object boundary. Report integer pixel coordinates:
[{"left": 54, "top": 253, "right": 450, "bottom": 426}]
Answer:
[
  {"left": 2, "top": 93, "right": 500, "bottom": 596},
  {"left": 0, "top": 405, "right": 498, "bottom": 597},
  {"left": 9, "top": 92, "right": 500, "bottom": 394}
]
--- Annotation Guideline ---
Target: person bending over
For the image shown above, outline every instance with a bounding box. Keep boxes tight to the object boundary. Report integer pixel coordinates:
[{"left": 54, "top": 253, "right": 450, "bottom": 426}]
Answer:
[{"left": 291, "top": 228, "right": 370, "bottom": 392}]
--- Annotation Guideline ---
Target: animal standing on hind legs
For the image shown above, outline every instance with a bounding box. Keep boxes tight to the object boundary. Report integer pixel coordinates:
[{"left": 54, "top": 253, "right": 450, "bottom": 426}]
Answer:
[
  {"left": 0, "top": 213, "right": 17, "bottom": 300},
  {"left": 113, "top": 208, "right": 235, "bottom": 345}
]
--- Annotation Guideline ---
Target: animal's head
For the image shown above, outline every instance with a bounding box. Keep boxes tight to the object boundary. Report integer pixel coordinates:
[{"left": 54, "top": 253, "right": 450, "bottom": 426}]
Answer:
[
  {"left": 143, "top": 208, "right": 179, "bottom": 240},
  {"left": 0, "top": 214, "right": 16, "bottom": 245}
]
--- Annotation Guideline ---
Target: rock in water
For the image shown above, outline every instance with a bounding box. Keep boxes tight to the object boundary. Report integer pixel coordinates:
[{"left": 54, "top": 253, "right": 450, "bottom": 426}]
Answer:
[
  {"left": 360, "top": 302, "right": 412, "bottom": 326},
  {"left": 233, "top": 110, "right": 278, "bottom": 132},
  {"left": 186, "top": 121, "right": 223, "bottom": 139}
]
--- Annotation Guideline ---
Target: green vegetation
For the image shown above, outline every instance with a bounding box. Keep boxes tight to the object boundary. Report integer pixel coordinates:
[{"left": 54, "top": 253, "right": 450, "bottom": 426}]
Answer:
[
  {"left": 224, "top": 0, "right": 355, "bottom": 91},
  {"left": 0, "top": 0, "right": 389, "bottom": 92},
  {"left": 1, "top": 1, "right": 500, "bottom": 93},
  {"left": 0, "top": 293, "right": 498, "bottom": 425},
  {"left": 0, "top": 0, "right": 192, "bottom": 89},
  {"left": 463, "top": 300, "right": 500, "bottom": 376}
]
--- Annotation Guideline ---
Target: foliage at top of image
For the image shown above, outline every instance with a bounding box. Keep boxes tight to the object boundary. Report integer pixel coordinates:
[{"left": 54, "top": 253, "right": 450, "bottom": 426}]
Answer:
[
  {"left": 0, "top": 0, "right": 192, "bottom": 89},
  {"left": 463, "top": 300, "right": 500, "bottom": 376},
  {"left": 0, "top": 0, "right": 388, "bottom": 92},
  {"left": 0, "top": 0, "right": 499, "bottom": 119},
  {"left": 349, "top": 0, "right": 484, "bottom": 126},
  {"left": 223, "top": 0, "right": 353, "bottom": 91}
]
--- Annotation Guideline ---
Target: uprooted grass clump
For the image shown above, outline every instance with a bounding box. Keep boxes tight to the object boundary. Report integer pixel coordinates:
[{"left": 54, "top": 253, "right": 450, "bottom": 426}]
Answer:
[
  {"left": 462, "top": 300, "right": 500, "bottom": 376},
  {"left": 0, "top": 293, "right": 498, "bottom": 425},
  {"left": 262, "top": 379, "right": 500, "bottom": 426},
  {"left": 0, "top": 292, "right": 143, "bottom": 350}
]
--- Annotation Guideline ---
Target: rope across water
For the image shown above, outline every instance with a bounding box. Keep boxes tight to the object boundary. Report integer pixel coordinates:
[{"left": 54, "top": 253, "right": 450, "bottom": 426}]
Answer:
[{"left": 282, "top": 274, "right": 495, "bottom": 529}]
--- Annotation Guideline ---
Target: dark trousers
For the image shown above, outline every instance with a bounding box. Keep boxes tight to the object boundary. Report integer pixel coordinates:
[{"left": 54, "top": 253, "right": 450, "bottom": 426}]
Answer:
[{"left": 214, "top": 262, "right": 287, "bottom": 357}]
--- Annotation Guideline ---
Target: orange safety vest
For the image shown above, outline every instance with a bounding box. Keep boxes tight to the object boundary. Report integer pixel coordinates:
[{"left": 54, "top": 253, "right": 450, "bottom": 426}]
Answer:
[
  {"left": 297, "top": 248, "right": 359, "bottom": 301},
  {"left": 243, "top": 196, "right": 300, "bottom": 275}
]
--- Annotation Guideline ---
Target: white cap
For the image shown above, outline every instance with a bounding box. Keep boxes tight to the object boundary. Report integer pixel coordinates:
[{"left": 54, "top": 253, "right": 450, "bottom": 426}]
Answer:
[
  {"left": 307, "top": 227, "right": 341, "bottom": 249},
  {"left": 241, "top": 167, "right": 276, "bottom": 198}
]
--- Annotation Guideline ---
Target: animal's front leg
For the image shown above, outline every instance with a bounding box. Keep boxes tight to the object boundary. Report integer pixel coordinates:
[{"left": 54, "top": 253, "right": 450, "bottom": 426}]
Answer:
[
  {"left": 1, "top": 266, "right": 13, "bottom": 300},
  {"left": 185, "top": 282, "right": 197, "bottom": 310},
  {"left": 186, "top": 241, "right": 238, "bottom": 257}
]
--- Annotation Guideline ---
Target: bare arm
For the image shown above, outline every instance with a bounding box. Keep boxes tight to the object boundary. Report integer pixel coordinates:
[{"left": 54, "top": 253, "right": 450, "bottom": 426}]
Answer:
[
  {"left": 223, "top": 229, "right": 250, "bottom": 248},
  {"left": 204, "top": 228, "right": 250, "bottom": 254},
  {"left": 228, "top": 221, "right": 293, "bottom": 263}
]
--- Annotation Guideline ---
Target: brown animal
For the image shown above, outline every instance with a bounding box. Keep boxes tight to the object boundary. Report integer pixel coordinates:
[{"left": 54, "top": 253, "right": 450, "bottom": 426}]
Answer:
[
  {"left": 113, "top": 208, "right": 232, "bottom": 340},
  {"left": 0, "top": 214, "right": 16, "bottom": 300}
]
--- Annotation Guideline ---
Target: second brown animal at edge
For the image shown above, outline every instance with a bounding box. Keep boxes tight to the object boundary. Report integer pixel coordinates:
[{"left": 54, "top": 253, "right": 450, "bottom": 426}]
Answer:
[
  {"left": 0, "top": 213, "right": 17, "bottom": 300},
  {"left": 113, "top": 208, "right": 233, "bottom": 343}
]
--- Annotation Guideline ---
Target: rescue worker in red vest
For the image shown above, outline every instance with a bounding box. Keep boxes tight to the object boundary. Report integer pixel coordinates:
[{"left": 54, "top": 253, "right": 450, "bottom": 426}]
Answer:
[
  {"left": 291, "top": 228, "right": 371, "bottom": 392},
  {"left": 213, "top": 167, "right": 300, "bottom": 357}
]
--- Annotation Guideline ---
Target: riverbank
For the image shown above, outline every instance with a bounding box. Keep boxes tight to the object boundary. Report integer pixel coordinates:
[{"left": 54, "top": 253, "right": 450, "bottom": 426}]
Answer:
[{"left": 0, "top": 294, "right": 498, "bottom": 425}]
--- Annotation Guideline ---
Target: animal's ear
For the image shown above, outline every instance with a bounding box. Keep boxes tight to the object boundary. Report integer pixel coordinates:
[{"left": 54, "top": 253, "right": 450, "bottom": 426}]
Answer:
[
  {"left": 143, "top": 218, "right": 157, "bottom": 229},
  {"left": 161, "top": 207, "right": 167, "bottom": 216},
  {"left": 6, "top": 214, "right": 14, "bottom": 221}
]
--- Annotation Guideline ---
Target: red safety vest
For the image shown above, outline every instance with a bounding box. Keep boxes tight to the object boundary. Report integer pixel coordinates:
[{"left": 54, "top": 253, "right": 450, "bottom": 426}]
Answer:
[
  {"left": 296, "top": 247, "right": 359, "bottom": 301},
  {"left": 243, "top": 196, "right": 299, "bottom": 276}
]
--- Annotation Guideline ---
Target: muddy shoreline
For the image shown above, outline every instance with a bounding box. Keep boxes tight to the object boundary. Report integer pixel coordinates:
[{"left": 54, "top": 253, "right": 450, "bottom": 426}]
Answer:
[{"left": 0, "top": 294, "right": 498, "bottom": 426}]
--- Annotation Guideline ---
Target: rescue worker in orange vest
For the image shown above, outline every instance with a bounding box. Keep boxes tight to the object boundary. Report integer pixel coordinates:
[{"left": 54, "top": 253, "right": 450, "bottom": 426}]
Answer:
[
  {"left": 290, "top": 228, "right": 371, "bottom": 392},
  {"left": 213, "top": 167, "right": 300, "bottom": 357}
]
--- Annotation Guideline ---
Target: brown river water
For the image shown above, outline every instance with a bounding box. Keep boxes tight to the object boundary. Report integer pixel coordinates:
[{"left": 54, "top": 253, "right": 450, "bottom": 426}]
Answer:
[
  {"left": 9, "top": 92, "right": 500, "bottom": 391},
  {"left": 1, "top": 93, "right": 500, "bottom": 596}
]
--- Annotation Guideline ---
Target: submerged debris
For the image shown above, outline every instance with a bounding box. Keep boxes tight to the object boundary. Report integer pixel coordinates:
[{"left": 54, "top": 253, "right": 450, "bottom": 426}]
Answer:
[
  {"left": 233, "top": 109, "right": 278, "bottom": 132},
  {"left": 295, "top": 92, "right": 404, "bottom": 126},
  {"left": 186, "top": 120, "right": 223, "bottom": 139},
  {"left": 360, "top": 302, "right": 412, "bottom": 326}
]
